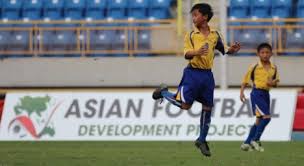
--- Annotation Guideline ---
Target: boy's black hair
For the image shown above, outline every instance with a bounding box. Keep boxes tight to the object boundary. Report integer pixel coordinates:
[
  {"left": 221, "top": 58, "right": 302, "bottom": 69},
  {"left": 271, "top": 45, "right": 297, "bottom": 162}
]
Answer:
[
  {"left": 190, "top": 3, "right": 214, "bottom": 22},
  {"left": 257, "top": 43, "right": 272, "bottom": 52}
]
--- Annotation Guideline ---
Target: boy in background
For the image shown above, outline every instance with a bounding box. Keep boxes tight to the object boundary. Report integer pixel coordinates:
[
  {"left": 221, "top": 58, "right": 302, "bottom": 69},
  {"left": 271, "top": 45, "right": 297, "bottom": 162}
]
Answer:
[{"left": 240, "top": 43, "right": 280, "bottom": 152}]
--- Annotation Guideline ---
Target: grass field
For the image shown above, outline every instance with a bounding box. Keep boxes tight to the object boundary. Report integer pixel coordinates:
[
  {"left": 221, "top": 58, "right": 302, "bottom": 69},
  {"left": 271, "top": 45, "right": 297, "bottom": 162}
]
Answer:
[{"left": 0, "top": 141, "right": 303, "bottom": 166}]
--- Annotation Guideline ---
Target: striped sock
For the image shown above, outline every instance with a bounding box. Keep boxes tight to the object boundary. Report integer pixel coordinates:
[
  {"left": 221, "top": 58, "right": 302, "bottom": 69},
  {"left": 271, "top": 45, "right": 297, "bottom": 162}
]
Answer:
[{"left": 161, "top": 91, "right": 182, "bottom": 108}]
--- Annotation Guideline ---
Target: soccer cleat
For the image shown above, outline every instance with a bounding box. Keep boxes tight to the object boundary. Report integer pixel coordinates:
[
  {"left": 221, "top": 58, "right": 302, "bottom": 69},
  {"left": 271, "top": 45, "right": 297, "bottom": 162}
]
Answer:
[
  {"left": 256, "top": 141, "right": 264, "bottom": 152},
  {"left": 195, "top": 140, "right": 211, "bottom": 157},
  {"left": 240, "top": 143, "right": 253, "bottom": 152},
  {"left": 250, "top": 141, "right": 264, "bottom": 152},
  {"left": 152, "top": 84, "right": 168, "bottom": 100}
]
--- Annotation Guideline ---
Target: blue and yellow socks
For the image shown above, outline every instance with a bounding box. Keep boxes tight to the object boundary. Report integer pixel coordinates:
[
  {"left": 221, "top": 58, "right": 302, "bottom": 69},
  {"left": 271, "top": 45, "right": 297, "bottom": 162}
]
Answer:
[{"left": 161, "top": 91, "right": 182, "bottom": 108}]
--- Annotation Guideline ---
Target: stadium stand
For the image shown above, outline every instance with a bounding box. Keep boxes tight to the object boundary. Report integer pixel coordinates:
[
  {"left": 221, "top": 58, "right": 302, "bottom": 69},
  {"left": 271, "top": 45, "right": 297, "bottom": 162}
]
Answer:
[
  {"left": 0, "top": 0, "right": 175, "bottom": 58},
  {"left": 0, "top": 0, "right": 303, "bottom": 57},
  {"left": 227, "top": 0, "right": 304, "bottom": 56}
]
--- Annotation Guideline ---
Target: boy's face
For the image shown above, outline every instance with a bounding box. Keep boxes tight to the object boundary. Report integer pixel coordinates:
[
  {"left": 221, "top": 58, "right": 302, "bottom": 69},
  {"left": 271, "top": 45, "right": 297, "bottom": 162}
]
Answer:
[
  {"left": 258, "top": 47, "right": 272, "bottom": 62},
  {"left": 191, "top": 9, "right": 208, "bottom": 27}
]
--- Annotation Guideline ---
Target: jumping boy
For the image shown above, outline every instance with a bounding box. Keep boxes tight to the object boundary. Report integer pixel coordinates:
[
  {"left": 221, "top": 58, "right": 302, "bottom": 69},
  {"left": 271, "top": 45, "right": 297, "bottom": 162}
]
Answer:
[
  {"left": 152, "top": 3, "right": 241, "bottom": 157},
  {"left": 240, "top": 43, "right": 280, "bottom": 152}
]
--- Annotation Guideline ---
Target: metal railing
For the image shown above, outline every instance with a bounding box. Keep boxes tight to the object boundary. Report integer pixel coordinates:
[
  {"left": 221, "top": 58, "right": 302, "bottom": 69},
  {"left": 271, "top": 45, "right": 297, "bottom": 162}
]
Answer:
[
  {"left": 0, "top": 18, "right": 304, "bottom": 57},
  {"left": 228, "top": 18, "right": 304, "bottom": 55},
  {"left": 0, "top": 19, "right": 183, "bottom": 57}
]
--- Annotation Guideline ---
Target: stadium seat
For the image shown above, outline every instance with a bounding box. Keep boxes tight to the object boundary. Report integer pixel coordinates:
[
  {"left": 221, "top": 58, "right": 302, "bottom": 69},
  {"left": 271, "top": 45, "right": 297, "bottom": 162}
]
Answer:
[
  {"left": 128, "top": 0, "right": 149, "bottom": 19},
  {"left": 10, "top": 31, "right": 30, "bottom": 51},
  {"left": 150, "top": 0, "right": 171, "bottom": 8},
  {"left": 40, "top": 30, "right": 55, "bottom": 51},
  {"left": 240, "top": 30, "right": 257, "bottom": 44},
  {"left": 148, "top": 0, "right": 171, "bottom": 19},
  {"left": 43, "top": 28, "right": 80, "bottom": 57},
  {"left": 297, "top": 0, "right": 304, "bottom": 18},
  {"left": 88, "top": 30, "right": 115, "bottom": 56},
  {"left": 250, "top": 0, "right": 271, "bottom": 18},
  {"left": 107, "top": 0, "right": 127, "bottom": 19},
  {"left": 229, "top": 10, "right": 248, "bottom": 26},
  {"left": 2, "top": 0, "right": 23, "bottom": 20},
  {"left": 271, "top": 0, "right": 291, "bottom": 24},
  {"left": 285, "top": 29, "right": 304, "bottom": 51},
  {"left": 135, "top": 30, "right": 151, "bottom": 56},
  {"left": 22, "top": 0, "right": 43, "bottom": 20},
  {"left": 237, "top": 30, "right": 260, "bottom": 51},
  {"left": 43, "top": 0, "right": 64, "bottom": 20},
  {"left": 112, "top": 30, "right": 129, "bottom": 56},
  {"left": 229, "top": 0, "right": 249, "bottom": 18},
  {"left": 36, "top": 31, "right": 66, "bottom": 58},
  {"left": 38, "top": 30, "right": 76, "bottom": 57},
  {"left": 0, "top": 31, "right": 11, "bottom": 51},
  {"left": 64, "top": 0, "right": 85, "bottom": 20},
  {"left": 85, "top": 0, "right": 106, "bottom": 20},
  {"left": 230, "top": 0, "right": 250, "bottom": 7},
  {"left": 47, "top": 30, "right": 75, "bottom": 52}
]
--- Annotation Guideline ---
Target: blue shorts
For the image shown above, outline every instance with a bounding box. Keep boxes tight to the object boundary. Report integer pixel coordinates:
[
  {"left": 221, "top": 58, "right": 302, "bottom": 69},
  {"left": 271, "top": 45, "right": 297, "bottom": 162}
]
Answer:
[
  {"left": 175, "top": 66, "right": 215, "bottom": 107},
  {"left": 250, "top": 88, "right": 270, "bottom": 117}
]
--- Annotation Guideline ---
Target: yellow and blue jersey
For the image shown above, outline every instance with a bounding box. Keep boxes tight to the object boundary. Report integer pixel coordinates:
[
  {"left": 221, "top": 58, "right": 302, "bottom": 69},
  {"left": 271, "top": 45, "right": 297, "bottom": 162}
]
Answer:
[
  {"left": 242, "top": 61, "right": 280, "bottom": 91},
  {"left": 183, "top": 27, "right": 229, "bottom": 69},
  {"left": 243, "top": 61, "right": 280, "bottom": 116}
]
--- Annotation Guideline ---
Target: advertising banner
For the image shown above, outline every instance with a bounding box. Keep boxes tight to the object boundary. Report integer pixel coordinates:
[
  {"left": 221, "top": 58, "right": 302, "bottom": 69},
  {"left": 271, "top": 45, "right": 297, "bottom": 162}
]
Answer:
[{"left": 0, "top": 90, "right": 297, "bottom": 141}]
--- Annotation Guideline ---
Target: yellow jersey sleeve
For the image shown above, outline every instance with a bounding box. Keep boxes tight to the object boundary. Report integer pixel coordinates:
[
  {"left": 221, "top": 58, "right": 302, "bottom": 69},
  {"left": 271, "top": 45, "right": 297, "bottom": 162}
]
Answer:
[
  {"left": 242, "top": 64, "right": 255, "bottom": 85},
  {"left": 184, "top": 32, "right": 194, "bottom": 56}
]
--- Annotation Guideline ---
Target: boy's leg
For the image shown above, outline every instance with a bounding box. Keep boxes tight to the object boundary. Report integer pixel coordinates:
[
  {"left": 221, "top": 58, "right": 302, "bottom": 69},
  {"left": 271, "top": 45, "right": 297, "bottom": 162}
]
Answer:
[
  {"left": 244, "top": 117, "right": 261, "bottom": 144},
  {"left": 250, "top": 90, "right": 271, "bottom": 151},
  {"left": 252, "top": 117, "right": 271, "bottom": 141},
  {"left": 195, "top": 72, "right": 214, "bottom": 157},
  {"left": 241, "top": 118, "right": 260, "bottom": 151},
  {"left": 197, "top": 107, "right": 212, "bottom": 142},
  {"left": 152, "top": 84, "right": 181, "bottom": 107},
  {"left": 250, "top": 109, "right": 270, "bottom": 152},
  {"left": 244, "top": 124, "right": 257, "bottom": 144},
  {"left": 152, "top": 84, "right": 192, "bottom": 110},
  {"left": 195, "top": 106, "right": 212, "bottom": 157}
]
